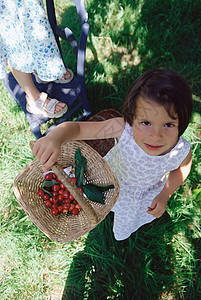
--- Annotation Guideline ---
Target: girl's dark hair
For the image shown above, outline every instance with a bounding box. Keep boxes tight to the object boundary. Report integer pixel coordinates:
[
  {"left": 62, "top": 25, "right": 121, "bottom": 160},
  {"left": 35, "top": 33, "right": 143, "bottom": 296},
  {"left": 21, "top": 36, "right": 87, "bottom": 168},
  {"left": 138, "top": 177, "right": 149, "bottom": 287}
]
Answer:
[{"left": 122, "top": 69, "right": 193, "bottom": 136}]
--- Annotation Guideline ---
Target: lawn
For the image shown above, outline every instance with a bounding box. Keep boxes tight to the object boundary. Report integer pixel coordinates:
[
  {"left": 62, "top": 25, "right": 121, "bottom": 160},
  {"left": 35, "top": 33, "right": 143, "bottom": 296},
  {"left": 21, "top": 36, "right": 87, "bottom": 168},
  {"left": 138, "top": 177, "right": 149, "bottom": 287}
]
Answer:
[{"left": 0, "top": 0, "right": 201, "bottom": 299}]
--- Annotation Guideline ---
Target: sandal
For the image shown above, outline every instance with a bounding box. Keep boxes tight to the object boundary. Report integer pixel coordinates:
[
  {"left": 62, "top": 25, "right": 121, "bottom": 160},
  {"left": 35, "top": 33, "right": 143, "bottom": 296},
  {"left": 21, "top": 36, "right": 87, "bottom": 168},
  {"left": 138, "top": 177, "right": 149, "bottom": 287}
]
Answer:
[
  {"left": 34, "top": 69, "right": 74, "bottom": 84},
  {"left": 26, "top": 92, "right": 68, "bottom": 118}
]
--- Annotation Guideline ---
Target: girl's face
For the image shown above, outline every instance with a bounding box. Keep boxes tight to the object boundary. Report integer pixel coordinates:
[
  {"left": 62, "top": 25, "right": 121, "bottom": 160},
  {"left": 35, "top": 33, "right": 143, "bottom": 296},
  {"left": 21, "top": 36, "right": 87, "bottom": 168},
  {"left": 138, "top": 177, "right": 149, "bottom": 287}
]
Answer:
[{"left": 132, "top": 97, "right": 179, "bottom": 156}]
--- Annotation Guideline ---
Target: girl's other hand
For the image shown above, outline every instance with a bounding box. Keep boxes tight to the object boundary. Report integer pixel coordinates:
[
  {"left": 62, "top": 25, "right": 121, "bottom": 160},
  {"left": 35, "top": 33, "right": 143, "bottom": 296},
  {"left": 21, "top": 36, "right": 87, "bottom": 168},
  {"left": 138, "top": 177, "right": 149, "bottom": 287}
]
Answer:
[
  {"left": 32, "top": 136, "right": 61, "bottom": 172},
  {"left": 146, "top": 195, "right": 167, "bottom": 218}
]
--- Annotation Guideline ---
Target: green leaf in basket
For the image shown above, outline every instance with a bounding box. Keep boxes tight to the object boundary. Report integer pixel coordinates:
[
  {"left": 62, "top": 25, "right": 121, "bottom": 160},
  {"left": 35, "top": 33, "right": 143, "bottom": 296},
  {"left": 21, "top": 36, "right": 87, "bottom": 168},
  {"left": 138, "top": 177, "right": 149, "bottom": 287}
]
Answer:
[
  {"left": 95, "top": 184, "right": 114, "bottom": 192},
  {"left": 42, "top": 180, "right": 60, "bottom": 197},
  {"left": 42, "top": 188, "right": 52, "bottom": 197},
  {"left": 82, "top": 183, "right": 114, "bottom": 205},
  {"left": 75, "top": 147, "right": 87, "bottom": 188}
]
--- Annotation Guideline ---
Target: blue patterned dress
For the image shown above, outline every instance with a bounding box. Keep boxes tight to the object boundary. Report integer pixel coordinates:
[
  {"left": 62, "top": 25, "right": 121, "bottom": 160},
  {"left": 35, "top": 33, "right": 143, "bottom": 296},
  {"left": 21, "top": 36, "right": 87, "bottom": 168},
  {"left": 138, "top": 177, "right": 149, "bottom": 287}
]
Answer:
[{"left": 0, "top": 0, "right": 66, "bottom": 80}]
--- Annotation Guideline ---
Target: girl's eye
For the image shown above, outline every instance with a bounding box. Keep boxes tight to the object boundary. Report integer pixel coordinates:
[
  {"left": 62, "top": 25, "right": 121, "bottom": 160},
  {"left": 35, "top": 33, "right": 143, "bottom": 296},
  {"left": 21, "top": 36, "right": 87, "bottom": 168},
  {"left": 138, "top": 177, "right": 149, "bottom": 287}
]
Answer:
[
  {"left": 141, "top": 121, "right": 150, "bottom": 126},
  {"left": 165, "top": 123, "right": 174, "bottom": 128}
]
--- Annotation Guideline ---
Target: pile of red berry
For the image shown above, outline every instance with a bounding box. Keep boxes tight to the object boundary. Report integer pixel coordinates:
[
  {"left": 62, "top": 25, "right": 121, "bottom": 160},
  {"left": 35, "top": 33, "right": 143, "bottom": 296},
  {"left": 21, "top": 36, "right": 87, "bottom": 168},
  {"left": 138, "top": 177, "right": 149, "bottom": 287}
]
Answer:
[{"left": 38, "top": 172, "right": 82, "bottom": 216}]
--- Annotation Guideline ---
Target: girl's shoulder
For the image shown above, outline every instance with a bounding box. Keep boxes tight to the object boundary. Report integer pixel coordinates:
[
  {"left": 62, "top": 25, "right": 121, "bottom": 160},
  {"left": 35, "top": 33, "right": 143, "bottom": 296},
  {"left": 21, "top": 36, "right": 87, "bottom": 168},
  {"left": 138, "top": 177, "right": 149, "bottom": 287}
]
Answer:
[
  {"left": 168, "top": 136, "right": 191, "bottom": 167},
  {"left": 115, "top": 121, "right": 132, "bottom": 143},
  {"left": 175, "top": 136, "right": 191, "bottom": 153}
]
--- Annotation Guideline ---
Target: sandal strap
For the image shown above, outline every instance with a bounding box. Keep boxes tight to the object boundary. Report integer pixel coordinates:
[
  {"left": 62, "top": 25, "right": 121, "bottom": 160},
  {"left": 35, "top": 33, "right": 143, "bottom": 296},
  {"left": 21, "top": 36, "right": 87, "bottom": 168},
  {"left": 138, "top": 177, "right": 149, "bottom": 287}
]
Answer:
[
  {"left": 34, "top": 92, "right": 48, "bottom": 109},
  {"left": 39, "top": 92, "right": 48, "bottom": 106},
  {"left": 35, "top": 92, "right": 59, "bottom": 114},
  {"left": 45, "top": 98, "right": 59, "bottom": 114}
]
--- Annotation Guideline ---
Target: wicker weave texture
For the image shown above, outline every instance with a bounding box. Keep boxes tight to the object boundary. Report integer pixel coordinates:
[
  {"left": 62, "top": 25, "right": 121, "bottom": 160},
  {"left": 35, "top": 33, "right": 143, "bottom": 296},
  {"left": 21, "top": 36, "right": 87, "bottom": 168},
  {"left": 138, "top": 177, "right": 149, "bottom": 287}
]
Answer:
[{"left": 13, "top": 141, "right": 120, "bottom": 243}]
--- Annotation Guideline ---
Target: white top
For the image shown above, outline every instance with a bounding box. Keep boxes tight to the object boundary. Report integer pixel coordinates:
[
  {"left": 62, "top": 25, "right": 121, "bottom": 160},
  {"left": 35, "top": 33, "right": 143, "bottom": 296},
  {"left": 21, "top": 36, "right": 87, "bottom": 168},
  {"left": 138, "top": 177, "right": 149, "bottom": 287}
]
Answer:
[{"left": 104, "top": 122, "right": 191, "bottom": 240}]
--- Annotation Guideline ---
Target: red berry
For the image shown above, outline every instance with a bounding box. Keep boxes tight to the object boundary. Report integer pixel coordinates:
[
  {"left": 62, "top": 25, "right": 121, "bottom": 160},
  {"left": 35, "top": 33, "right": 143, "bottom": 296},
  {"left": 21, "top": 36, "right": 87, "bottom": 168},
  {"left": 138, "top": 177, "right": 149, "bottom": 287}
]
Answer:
[
  {"left": 43, "top": 193, "right": 50, "bottom": 201},
  {"left": 53, "top": 191, "right": 58, "bottom": 197},
  {"left": 63, "top": 203, "right": 70, "bottom": 210},
  {"left": 58, "top": 189, "right": 64, "bottom": 195},
  {"left": 69, "top": 204, "right": 75, "bottom": 211},
  {"left": 38, "top": 189, "right": 44, "bottom": 198},
  {"left": 45, "top": 200, "right": 52, "bottom": 208},
  {"left": 58, "top": 205, "right": 64, "bottom": 213},
  {"left": 69, "top": 193, "right": 74, "bottom": 201},
  {"left": 60, "top": 183, "right": 65, "bottom": 189},
  {"left": 44, "top": 173, "right": 53, "bottom": 181},
  {"left": 51, "top": 208, "right": 59, "bottom": 215},
  {"left": 63, "top": 190, "right": 69, "bottom": 198},
  {"left": 76, "top": 204, "right": 82, "bottom": 210},
  {"left": 52, "top": 196, "right": 58, "bottom": 204},
  {"left": 63, "top": 199, "right": 70, "bottom": 204},
  {"left": 52, "top": 203, "right": 59, "bottom": 209},
  {"left": 72, "top": 208, "right": 79, "bottom": 215},
  {"left": 58, "top": 194, "right": 64, "bottom": 202},
  {"left": 52, "top": 173, "right": 57, "bottom": 179},
  {"left": 52, "top": 184, "right": 60, "bottom": 192}
]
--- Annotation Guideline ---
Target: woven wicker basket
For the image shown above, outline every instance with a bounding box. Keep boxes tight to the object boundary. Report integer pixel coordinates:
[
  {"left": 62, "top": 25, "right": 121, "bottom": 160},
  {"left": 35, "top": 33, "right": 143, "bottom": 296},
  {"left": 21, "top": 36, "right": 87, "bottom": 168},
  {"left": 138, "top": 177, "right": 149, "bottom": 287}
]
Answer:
[{"left": 13, "top": 140, "right": 120, "bottom": 243}]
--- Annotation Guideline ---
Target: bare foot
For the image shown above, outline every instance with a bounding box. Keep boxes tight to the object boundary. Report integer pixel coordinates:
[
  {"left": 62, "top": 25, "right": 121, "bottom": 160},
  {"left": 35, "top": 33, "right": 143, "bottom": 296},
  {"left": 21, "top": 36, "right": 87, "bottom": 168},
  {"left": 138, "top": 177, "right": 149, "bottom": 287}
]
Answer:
[
  {"left": 63, "top": 70, "right": 71, "bottom": 80},
  {"left": 47, "top": 98, "right": 66, "bottom": 114}
]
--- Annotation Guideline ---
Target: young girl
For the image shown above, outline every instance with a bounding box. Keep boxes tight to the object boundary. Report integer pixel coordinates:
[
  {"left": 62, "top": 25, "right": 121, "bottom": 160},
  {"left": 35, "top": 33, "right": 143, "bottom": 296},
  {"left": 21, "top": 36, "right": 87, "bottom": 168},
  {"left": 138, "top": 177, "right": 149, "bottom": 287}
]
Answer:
[
  {"left": 32, "top": 69, "right": 193, "bottom": 241},
  {"left": 0, "top": 0, "right": 73, "bottom": 118}
]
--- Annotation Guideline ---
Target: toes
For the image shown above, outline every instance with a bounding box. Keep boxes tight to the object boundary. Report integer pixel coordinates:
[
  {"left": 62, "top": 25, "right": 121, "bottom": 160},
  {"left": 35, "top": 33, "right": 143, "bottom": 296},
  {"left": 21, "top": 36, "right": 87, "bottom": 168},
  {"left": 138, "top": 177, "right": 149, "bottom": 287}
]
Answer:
[
  {"left": 64, "top": 71, "right": 71, "bottom": 79},
  {"left": 56, "top": 102, "right": 66, "bottom": 109},
  {"left": 55, "top": 102, "right": 66, "bottom": 113}
]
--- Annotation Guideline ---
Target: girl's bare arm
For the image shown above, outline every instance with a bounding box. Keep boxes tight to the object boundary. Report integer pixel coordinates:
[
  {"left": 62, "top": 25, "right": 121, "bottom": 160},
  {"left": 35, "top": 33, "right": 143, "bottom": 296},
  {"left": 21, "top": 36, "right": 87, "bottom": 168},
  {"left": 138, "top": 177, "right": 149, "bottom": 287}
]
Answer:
[
  {"left": 147, "top": 149, "right": 192, "bottom": 218},
  {"left": 32, "top": 118, "right": 125, "bottom": 171}
]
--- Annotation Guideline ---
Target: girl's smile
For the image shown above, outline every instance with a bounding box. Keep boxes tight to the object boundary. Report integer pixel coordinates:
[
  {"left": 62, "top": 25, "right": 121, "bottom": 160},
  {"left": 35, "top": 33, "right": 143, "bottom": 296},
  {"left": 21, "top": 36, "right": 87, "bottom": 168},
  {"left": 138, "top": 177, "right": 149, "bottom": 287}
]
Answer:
[
  {"left": 132, "top": 97, "right": 179, "bottom": 156},
  {"left": 144, "top": 143, "right": 163, "bottom": 151}
]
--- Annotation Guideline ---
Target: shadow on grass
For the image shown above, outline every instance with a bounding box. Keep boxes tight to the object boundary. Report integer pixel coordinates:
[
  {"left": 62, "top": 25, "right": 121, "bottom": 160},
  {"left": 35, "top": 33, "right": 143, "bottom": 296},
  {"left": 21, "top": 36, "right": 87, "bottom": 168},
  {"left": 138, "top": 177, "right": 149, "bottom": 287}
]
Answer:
[
  {"left": 61, "top": 212, "right": 180, "bottom": 299},
  {"left": 62, "top": 208, "right": 201, "bottom": 300},
  {"left": 58, "top": 0, "right": 201, "bottom": 114},
  {"left": 57, "top": 4, "right": 128, "bottom": 115}
]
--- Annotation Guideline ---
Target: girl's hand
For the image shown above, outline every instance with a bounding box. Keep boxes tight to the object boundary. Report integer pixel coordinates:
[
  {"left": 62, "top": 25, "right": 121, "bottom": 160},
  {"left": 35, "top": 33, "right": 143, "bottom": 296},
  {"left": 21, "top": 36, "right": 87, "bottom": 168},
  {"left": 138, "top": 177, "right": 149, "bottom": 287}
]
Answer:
[
  {"left": 146, "top": 195, "right": 168, "bottom": 218},
  {"left": 32, "top": 136, "right": 61, "bottom": 172}
]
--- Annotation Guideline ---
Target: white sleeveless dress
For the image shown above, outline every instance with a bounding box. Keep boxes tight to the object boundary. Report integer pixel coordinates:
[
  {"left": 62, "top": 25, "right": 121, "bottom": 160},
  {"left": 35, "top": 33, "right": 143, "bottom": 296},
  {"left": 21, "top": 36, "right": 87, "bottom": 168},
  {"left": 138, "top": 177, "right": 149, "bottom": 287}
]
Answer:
[{"left": 104, "top": 122, "right": 191, "bottom": 240}]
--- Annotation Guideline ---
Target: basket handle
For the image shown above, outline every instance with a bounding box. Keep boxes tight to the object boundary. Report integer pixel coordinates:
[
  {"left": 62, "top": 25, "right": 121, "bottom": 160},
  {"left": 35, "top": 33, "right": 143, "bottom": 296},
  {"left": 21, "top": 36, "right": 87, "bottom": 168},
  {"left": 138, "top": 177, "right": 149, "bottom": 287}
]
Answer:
[{"left": 30, "top": 140, "right": 98, "bottom": 226}]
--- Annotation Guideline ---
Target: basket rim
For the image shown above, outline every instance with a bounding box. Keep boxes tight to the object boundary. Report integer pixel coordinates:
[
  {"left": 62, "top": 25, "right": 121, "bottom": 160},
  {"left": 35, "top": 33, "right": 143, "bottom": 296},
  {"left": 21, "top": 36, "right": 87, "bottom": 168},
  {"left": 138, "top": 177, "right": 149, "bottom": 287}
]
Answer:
[{"left": 13, "top": 140, "right": 120, "bottom": 242}]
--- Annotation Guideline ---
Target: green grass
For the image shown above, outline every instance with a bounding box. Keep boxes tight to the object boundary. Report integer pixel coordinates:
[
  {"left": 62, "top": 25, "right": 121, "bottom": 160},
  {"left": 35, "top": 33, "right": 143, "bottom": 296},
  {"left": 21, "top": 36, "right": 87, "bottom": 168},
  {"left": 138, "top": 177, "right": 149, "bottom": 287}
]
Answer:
[{"left": 0, "top": 0, "right": 201, "bottom": 299}]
